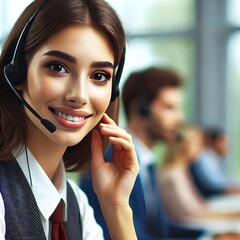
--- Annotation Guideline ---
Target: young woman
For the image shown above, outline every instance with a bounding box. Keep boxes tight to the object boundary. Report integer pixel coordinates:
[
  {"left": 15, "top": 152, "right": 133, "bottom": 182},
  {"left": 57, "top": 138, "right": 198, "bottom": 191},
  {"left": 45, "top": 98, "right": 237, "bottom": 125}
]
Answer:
[{"left": 0, "top": 0, "right": 139, "bottom": 239}]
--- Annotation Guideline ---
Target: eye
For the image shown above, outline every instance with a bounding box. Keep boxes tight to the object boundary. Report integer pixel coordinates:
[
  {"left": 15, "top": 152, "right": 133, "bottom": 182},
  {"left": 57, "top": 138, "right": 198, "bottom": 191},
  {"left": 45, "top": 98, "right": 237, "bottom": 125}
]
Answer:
[
  {"left": 47, "top": 62, "right": 68, "bottom": 74},
  {"left": 90, "top": 71, "right": 111, "bottom": 82}
]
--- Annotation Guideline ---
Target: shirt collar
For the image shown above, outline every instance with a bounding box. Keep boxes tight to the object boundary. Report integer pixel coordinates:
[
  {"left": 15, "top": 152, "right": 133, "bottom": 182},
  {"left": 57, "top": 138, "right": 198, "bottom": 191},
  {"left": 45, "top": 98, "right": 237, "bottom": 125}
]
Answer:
[
  {"left": 15, "top": 148, "right": 67, "bottom": 221},
  {"left": 127, "top": 129, "right": 154, "bottom": 166}
]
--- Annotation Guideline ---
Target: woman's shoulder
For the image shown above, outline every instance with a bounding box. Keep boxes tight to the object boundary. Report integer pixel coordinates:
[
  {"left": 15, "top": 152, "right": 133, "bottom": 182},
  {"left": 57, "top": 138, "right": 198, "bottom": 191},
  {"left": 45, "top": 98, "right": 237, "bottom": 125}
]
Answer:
[
  {"left": 159, "top": 166, "right": 184, "bottom": 181},
  {"left": 158, "top": 166, "right": 189, "bottom": 192}
]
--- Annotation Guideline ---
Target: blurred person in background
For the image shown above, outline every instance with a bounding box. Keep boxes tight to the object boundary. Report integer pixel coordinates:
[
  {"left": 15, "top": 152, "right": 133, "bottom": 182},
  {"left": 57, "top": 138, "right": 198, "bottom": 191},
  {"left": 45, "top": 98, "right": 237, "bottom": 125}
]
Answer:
[
  {"left": 158, "top": 124, "right": 240, "bottom": 226},
  {"left": 80, "top": 66, "right": 207, "bottom": 239},
  {"left": 190, "top": 127, "right": 240, "bottom": 199}
]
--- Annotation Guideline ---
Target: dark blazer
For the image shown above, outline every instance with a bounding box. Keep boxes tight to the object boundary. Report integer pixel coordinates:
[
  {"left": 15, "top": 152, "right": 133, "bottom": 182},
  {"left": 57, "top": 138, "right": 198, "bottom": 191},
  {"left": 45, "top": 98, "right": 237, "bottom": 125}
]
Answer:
[{"left": 80, "top": 145, "right": 205, "bottom": 240}]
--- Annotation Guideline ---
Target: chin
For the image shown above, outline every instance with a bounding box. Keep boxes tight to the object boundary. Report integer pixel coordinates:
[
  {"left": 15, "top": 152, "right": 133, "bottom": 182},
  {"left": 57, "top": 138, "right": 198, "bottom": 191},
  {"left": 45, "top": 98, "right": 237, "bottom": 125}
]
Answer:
[
  {"left": 51, "top": 134, "right": 85, "bottom": 147},
  {"left": 67, "top": 136, "right": 86, "bottom": 146}
]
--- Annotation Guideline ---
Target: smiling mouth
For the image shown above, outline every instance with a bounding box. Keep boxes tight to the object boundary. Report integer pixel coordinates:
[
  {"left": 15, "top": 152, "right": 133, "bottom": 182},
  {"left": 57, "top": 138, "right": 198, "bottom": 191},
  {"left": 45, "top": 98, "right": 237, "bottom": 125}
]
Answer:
[{"left": 53, "top": 109, "right": 86, "bottom": 123}]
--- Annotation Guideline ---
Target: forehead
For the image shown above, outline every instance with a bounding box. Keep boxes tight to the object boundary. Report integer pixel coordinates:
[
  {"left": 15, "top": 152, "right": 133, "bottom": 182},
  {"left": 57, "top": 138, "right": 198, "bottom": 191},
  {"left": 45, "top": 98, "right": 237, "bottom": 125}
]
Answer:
[
  {"left": 34, "top": 25, "right": 114, "bottom": 63},
  {"left": 156, "top": 87, "right": 182, "bottom": 104}
]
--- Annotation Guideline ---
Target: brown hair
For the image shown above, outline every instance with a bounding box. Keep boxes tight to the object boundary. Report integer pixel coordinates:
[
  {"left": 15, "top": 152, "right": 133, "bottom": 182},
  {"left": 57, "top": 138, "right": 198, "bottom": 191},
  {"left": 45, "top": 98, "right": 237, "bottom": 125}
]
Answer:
[
  {"left": 162, "top": 124, "right": 202, "bottom": 167},
  {"left": 0, "top": 0, "right": 125, "bottom": 171},
  {"left": 122, "top": 67, "right": 183, "bottom": 120}
]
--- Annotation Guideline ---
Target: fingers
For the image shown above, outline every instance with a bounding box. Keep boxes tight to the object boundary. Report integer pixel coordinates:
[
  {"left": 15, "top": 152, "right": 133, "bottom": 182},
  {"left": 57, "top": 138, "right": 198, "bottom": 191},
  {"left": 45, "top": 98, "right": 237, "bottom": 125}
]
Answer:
[
  {"left": 99, "top": 120, "right": 132, "bottom": 149},
  {"left": 100, "top": 123, "right": 131, "bottom": 140},
  {"left": 91, "top": 130, "right": 104, "bottom": 167},
  {"left": 101, "top": 113, "right": 117, "bottom": 125},
  {"left": 100, "top": 113, "right": 128, "bottom": 137},
  {"left": 92, "top": 113, "right": 139, "bottom": 179},
  {"left": 99, "top": 114, "right": 138, "bottom": 170},
  {"left": 101, "top": 128, "right": 132, "bottom": 151}
]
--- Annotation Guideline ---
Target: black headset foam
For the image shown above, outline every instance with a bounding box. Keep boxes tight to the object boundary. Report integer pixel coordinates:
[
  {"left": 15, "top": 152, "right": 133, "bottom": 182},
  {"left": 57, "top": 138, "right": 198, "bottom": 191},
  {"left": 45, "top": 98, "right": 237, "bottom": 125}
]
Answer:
[
  {"left": 4, "top": 10, "right": 39, "bottom": 86},
  {"left": 138, "top": 76, "right": 150, "bottom": 117},
  {"left": 110, "top": 47, "right": 126, "bottom": 102}
]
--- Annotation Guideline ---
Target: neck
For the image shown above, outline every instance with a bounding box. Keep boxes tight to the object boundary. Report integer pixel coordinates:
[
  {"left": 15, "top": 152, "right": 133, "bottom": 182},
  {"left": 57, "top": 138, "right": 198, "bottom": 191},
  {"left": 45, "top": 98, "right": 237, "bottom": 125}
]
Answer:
[
  {"left": 164, "top": 156, "right": 187, "bottom": 170},
  {"left": 173, "top": 158, "right": 188, "bottom": 169},
  {"left": 26, "top": 124, "right": 66, "bottom": 180},
  {"left": 127, "top": 121, "right": 155, "bottom": 149}
]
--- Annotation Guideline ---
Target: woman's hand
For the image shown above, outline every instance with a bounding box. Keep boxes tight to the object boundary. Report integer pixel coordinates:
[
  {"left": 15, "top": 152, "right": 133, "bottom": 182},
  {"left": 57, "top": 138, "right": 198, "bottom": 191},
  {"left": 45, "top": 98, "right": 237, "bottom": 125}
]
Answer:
[
  {"left": 91, "top": 113, "right": 139, "bottom": 240},
  {"left": 91, "top": 113, "right": 139, "bottom": 207}
]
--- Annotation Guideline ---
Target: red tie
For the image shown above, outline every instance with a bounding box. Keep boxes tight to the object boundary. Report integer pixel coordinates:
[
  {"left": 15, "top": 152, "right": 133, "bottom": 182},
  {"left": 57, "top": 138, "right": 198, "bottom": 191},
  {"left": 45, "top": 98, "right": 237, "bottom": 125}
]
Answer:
[{"left": 50, "top": 200, "right": 67, "bottom": 240}]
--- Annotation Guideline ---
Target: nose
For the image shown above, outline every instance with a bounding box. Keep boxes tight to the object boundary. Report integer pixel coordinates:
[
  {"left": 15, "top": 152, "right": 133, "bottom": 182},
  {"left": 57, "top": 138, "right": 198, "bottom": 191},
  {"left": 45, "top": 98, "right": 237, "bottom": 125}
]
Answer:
[{"left": 65, "top": 75, "right": 88, "bottom": 106}]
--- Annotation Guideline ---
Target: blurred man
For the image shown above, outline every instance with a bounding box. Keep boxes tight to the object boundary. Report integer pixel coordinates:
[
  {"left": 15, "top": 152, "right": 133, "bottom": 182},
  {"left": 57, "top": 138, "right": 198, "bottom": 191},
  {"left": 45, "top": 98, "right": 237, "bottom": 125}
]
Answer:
[
  {"left": 80, "top": 67, "right": 205, "bottom": 239},
  {"left": 190, "top": 127, "right": 240, "bottom": 198}
]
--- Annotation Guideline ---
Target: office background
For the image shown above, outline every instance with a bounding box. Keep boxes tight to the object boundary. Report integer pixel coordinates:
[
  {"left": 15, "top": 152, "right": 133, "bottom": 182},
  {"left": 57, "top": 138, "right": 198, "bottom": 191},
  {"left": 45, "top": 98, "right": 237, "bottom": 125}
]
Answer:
[{"left": 1, "top": 0, "right": 240, "bottom": 179}]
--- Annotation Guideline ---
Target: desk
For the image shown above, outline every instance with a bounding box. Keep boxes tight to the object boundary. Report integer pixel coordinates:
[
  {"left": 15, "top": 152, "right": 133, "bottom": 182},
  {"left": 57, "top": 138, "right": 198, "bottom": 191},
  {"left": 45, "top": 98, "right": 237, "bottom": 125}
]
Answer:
[
  {"left": 186, "top": 194, "right": 240, "bottom": 239},
  {"left": 208, "top": 194, "right": 240, "bottom": 213}
]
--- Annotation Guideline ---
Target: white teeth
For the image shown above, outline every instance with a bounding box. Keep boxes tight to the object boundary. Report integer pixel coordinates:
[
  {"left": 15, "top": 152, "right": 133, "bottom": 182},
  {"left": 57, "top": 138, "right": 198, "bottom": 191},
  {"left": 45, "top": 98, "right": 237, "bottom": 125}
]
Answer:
[
  {"left": 54, "top": 110, "right": 85, "bottom": 122},
  {"left": 73, "top": 116, "right": 79, "bottom": 122},
  {"left": 67, "top": 115, "right": 73, "bottom": 121}
]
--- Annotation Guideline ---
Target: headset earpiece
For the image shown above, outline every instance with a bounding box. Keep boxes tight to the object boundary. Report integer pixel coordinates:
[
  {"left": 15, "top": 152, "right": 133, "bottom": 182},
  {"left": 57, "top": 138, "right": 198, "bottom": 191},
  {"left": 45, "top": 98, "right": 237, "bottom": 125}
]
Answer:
[
  {"left": 4, "top": 63, "right": 18, "bottom": 82},
  {"left": 4, "top": 60, "right": 27, "bottom": 86},
  {"left": 110, "top": 47, "right": 126, "bottom": 102},
  {"left": 111, "top": 83, "right": 119, "bottom": 102},
  {"left": 139, "top": 102, "right": 150, "bottom": 117},
  {"left": 138, "top": 76, "right": 150, "bottom": 117},
  {"left": 4, "top": 10, "right": 38, "bottom": 87}
]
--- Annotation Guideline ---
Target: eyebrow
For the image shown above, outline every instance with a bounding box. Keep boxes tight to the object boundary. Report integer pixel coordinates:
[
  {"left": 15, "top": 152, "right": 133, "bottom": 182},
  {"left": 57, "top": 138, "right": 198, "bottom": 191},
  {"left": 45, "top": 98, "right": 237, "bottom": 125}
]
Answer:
[
  {"left": 43, "top": 50, "right": 114, "bottom": 69},
  {"left": 91, "top": 61, "right": 114, "bottom": 69},
  {"left": 43, "top": 50, "right": 77, "bottom": 64}
]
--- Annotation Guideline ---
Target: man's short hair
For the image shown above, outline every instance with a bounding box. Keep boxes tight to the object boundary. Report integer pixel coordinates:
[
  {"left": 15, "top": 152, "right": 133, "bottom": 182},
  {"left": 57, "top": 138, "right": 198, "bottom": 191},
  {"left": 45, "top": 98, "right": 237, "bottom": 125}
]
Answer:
[{"left": 122, "top": 67, "right": 183, "bottom": 119}]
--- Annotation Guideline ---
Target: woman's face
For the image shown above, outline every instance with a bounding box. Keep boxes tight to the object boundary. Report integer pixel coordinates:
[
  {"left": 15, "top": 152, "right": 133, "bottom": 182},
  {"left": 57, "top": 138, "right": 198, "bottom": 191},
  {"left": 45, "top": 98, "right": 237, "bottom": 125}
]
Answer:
[{"left": 21, "top": 25, "right": 114, "bottom": 147}]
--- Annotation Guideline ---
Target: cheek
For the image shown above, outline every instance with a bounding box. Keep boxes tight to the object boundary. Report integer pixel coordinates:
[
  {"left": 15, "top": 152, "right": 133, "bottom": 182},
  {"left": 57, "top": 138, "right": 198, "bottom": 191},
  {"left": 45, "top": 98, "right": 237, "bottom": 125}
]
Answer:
[
  {"left": 27, "top": 76, "right": 62, "bottom": 103},
  {"left": 158, "top": 111, "right": 174, "bottom": 127},
  {"left": 26, "top": 66, "right": 60, "bottom": 99},
  {"left": 150, "top": 110, "right": 163, "bottom": 125},
  {"left": 167, "top": 111, "right": 181, "bottom": 126},
  {"left": 88, "top": 85, "right": 112, "bottom": 113}
]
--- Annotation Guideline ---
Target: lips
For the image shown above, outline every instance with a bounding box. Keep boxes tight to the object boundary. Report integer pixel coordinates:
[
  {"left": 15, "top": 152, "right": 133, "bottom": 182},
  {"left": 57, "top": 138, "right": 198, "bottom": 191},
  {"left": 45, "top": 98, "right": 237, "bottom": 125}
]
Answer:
[
  {"left": 53, "top": 110, "right": 85, "bottom": 122},
  {"left": 49, "top": 107, "right": 92, "bottom": 129}
]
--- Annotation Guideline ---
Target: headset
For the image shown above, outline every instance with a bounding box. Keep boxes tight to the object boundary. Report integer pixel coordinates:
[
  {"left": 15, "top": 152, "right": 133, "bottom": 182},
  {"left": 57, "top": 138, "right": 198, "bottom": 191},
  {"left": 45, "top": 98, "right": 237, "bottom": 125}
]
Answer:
[
  {"left": 138, "top": 76, "right": 150, "bottom": 117},
  {"left": 111, "top": 46, "right": 125, "bottom": 102},
  {"left": 3, "top": 7, "right": 125, "bottom": 133},
  {"left": 138, "top": 91, "right": 150, "bottom": 117}
]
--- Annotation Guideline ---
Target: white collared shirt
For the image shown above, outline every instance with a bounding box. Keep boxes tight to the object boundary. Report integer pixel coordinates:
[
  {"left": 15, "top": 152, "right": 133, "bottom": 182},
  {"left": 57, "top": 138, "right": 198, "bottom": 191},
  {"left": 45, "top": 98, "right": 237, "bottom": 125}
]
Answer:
[
  {"left": 128, "top": 131, "right": 155, "bottom": 185},
  {"left": 0, "top": 149, "right": 104, "bottom": 240}
]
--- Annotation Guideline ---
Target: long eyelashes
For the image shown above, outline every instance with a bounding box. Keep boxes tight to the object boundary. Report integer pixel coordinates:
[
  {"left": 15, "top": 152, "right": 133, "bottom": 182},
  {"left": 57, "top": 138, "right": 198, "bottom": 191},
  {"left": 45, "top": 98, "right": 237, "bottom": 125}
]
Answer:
[
  {"left": 45, "top": 61, "right": 69, "bottom": 74},
  {"left": 90, "top": 71, "right": 111, "bottom": 82},
  {"left": 44, "top": 61, "right": 112, "bottom": 82}
]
